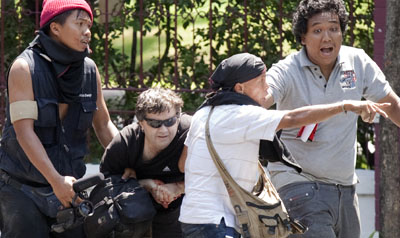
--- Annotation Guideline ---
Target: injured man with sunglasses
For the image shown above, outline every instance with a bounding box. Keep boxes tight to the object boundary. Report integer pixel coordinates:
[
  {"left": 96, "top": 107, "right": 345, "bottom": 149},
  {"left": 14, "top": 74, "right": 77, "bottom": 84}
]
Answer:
[{"left": 100, "top": 87, "right": 191, "bottom": 238}]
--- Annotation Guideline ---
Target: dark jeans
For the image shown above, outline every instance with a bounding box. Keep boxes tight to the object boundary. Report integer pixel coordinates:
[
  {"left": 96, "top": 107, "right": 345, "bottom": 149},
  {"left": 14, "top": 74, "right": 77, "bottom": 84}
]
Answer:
[
  {"left": 115, "top": 206, "right": 182, "bottom": 238},
  {"left": 0, "top": 181, "right": 85, "bottom": 238},
  {"left": 152, "top": 206, "right": 183, "bottom": 238},
  {"left": 111, "top": 220, "right": 152, "bottom": 238},
  {"left": 181, "top": 218, "right": 241, "bottom": 238},
  {"left": 278, "top": 182, "right": 360, "bottom": 238}
]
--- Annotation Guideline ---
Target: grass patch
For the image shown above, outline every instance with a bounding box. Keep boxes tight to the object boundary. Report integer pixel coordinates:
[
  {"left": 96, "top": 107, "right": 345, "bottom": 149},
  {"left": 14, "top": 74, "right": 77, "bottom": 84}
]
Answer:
[{"left": 112, "top": 16, "right": 209, "bottom": 71}]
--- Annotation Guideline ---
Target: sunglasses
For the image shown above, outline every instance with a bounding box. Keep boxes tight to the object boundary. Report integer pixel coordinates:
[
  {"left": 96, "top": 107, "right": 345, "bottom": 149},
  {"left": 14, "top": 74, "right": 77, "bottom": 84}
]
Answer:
[{"left": 144, "top": 115, "right": 178, "bottom": 128}]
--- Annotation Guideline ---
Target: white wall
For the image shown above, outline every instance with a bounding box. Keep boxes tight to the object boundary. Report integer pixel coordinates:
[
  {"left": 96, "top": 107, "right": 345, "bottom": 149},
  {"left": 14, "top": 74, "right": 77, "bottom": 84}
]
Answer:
[{"left": 356, "top": 169, "right": 379, "bottom": 238}]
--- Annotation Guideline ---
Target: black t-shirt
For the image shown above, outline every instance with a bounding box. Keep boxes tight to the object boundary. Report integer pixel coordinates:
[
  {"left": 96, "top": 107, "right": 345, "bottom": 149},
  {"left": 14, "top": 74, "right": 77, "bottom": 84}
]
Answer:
[{"left": 100, "top": 114, "right": 191, "bottom": 210}]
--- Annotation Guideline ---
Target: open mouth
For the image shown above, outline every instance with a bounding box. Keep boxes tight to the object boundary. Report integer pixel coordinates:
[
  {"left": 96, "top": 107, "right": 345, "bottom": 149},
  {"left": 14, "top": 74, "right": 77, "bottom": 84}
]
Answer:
[
  {"left": 81, "top": 38, "right": 90, "bottom": 45},
  {"left": 320, "top": 47, "right": 333, "bottom": 54}
]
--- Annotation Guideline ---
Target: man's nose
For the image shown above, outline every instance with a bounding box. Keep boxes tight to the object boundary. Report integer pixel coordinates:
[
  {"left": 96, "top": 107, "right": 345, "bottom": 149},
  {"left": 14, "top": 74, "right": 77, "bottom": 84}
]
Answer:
[
  {"left": 158, "top": 124, "right": 169, "bottom": 131},
  {"left": 322, "top": 30, "right": 332, "bottom": 42},
  {"left": 84, "top": 27, "right": 91, "bottom": 38}
]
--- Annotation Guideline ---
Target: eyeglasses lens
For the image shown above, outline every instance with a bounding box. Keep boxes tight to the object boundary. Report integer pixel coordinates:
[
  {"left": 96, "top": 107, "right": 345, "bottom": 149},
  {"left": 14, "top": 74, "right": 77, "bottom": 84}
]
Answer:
[{"left": 145, "top": 116, "right": 177, "bottom": 128}]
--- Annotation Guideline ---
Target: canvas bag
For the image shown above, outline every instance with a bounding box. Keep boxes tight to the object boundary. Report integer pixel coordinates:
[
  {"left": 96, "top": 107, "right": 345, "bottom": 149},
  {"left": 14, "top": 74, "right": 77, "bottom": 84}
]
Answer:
[
  {"left": 205, "top": 107, "right": 306, "bottom": 238},
  {"left": 84, "top": 175, "right": 156, "bottom": 238}
]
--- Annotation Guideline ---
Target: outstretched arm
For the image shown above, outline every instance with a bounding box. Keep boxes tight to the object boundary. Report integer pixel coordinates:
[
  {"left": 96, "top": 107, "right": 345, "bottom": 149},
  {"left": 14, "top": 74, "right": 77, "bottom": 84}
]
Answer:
[
  {"left": 378, "top": 91, "right": 400, "bottom": 127},
  {"left": 277, "top": 100, "right": 390, "bottom": 131}
]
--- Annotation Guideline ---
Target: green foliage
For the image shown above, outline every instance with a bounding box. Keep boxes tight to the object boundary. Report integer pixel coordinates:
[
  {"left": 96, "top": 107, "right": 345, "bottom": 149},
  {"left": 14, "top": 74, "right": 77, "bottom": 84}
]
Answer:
[
  {"left": 2, "top": 1, "right": 38, "bottom": 71},
  {"left": 368, "top": 230, "right": 378, "bottom": 238},
  {"left": 2, "top": 0, "right": 377, "bottom": 166},
  {"left": 342, "top": 0, "right": 375, "bottom": 56},
  {"left": 356, "top": 118, "right": 376, "bottom": 170}
]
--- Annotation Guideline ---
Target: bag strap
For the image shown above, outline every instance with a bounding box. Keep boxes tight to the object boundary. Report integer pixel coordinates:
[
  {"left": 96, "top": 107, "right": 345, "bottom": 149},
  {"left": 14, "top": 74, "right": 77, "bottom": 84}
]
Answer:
[
  {"left": 205, "top": 107, "right": 237, "bottom": 187},
  {"left": 205, "top": 106, "right": 258, "bottom": 238},
  {"left": 205, "top": 106, "right": 267, "bottom": 193}
]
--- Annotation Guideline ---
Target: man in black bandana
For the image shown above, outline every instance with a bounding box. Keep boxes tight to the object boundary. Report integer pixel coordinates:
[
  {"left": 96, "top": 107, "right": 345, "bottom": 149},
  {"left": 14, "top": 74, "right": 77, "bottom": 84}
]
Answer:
[
  {"left": 0, "top": 1, "right": 118, "bottom": 237},
  {"left": 179, "top": 53, "right": 390, "bottom": 238}
]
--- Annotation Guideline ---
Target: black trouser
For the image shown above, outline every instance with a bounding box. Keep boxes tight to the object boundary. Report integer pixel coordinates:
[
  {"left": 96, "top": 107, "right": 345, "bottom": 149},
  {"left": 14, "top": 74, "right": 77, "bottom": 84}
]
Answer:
[
  {"left": 0, "top": 179, "right": 85, "bottom": 238},
  {"left": 152, "top": 207, "right": 182, "bottom": 238},
  {"left": 110, "top": 207, "right": 182, "bottom": 238}
]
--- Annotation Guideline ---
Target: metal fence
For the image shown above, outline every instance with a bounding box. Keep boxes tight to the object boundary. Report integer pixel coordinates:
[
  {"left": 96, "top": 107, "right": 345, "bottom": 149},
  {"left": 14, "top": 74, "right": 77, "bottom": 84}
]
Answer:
[
  {"left": 0, "top": 0, "right": 378, "bottom": 146},
  {"left": 0, "top": 0, "right": 375, "bottom": 121},
  {"left": 0, "top": 0, "right": 377, "bottom": 154}
]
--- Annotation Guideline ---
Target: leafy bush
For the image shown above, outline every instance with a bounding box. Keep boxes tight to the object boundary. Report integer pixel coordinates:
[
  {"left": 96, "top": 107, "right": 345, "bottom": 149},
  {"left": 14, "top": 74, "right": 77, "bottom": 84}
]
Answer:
[{"left": 1, "top": 0, "right": 376, "bottom": 167}]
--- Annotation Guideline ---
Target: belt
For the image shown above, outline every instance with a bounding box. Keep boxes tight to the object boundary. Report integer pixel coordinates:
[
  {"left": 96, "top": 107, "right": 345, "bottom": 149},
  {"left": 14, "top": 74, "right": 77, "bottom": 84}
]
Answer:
[
  {"left": 0, "top": 169, "right": 54, "bottom": 197},
  {"left": 0, "top": 169, "right": 23, "bottom": 189}
]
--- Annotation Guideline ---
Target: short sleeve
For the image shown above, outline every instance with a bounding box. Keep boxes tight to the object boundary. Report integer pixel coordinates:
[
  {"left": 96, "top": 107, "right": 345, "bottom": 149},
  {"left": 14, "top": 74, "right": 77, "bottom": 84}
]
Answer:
[
  {"left": 266, "top": 62, "right": 289, "bottom": 105},
  {"left": 100, "top": 126, "right": 136, "bottom": 175},
  {"left": 241, "top": 106, "right": 286, "bottom": 142},
  {"left": 210, "top": 105, "right": 286, "bottom": 143},
  {"left": 359, "top": 50, "right": 392, "bottom": 101}
]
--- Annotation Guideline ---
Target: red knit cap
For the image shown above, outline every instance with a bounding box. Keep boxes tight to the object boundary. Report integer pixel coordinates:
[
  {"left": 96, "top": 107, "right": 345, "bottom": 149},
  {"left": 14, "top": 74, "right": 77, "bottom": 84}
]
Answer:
[{"left": 40, "top": 0, "right": 93, "bottom": 28}]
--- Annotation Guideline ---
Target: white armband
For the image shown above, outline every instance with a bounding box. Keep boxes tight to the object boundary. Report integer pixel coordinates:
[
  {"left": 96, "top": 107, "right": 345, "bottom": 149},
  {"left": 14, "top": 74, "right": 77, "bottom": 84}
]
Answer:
[{"left": 10, "top": 100, "right": 38, "bottom": 124}]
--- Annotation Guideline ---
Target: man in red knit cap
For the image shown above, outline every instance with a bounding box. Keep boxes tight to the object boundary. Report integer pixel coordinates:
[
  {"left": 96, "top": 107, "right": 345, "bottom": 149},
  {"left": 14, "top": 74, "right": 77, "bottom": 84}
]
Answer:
[{"left": 0, "top": 0, "right": 118, "bottom": 237}]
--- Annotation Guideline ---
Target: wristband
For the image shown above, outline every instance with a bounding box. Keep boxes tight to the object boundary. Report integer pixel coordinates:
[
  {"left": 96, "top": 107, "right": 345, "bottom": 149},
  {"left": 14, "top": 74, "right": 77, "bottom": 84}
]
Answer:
[{"left": 341, "top": 103, "right": 347, "bottom": 114}]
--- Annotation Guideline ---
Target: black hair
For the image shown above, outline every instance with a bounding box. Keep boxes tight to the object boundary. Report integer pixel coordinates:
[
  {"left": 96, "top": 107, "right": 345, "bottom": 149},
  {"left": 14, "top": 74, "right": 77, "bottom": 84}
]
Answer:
[
  {"left": 41, "top": 9, "right": 82, "bottom": 35},
  {"left": 135, "top": 88, "right": 183, "bottom": 121},
  {"left": 292, "top": 0, "right": 349, "bottom": 44}
]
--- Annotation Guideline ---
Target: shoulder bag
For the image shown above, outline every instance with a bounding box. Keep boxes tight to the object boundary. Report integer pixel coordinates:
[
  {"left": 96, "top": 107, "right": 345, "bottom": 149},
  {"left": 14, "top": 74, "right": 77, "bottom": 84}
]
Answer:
[{"left": 205, "top": 106, "right": 306, "bottom": 238}]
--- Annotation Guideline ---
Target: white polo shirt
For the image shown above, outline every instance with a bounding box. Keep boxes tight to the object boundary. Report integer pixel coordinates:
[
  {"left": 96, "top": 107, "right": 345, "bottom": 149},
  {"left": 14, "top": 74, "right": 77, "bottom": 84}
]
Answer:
[
  {"left": 267, "top": 46, "right": 392, "bottom": 189},
  {"left": 179, "top": 104, "right": 285, "bottom": 230}
]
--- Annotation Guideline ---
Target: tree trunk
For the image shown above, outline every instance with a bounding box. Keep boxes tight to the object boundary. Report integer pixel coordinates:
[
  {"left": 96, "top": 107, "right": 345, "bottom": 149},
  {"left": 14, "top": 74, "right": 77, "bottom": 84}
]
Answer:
[{"left": 379, "top": 0, "right": 400, "bottom": 237}]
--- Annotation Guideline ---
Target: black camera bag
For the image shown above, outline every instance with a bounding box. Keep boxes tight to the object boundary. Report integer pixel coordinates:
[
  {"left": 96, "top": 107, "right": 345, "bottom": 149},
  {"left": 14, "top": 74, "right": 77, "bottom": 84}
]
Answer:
[{"left": 84, "top": 175, "right": 156, "bottom": 238}]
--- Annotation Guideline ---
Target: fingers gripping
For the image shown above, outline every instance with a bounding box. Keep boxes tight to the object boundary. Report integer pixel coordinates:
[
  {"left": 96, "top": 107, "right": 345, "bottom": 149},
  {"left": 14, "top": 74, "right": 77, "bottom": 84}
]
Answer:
[{"left": 360, "top": 101, "right": 390, "bottom": 123}]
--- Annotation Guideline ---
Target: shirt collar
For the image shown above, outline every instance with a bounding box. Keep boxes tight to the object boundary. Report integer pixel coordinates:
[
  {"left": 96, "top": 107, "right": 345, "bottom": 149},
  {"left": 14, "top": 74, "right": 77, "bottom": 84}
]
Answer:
[{"left": 299, "top": 46, "right": 346, "bottom": 69}]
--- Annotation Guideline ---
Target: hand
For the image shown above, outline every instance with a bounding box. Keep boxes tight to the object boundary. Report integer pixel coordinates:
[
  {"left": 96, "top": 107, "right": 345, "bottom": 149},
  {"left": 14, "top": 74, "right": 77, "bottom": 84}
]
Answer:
[
  {"left": 155, "top": 183, "right": 184, "bottom": 208},
  {"left": 345, "top": 100, "right": 391, "bottom": 123},
  {"left": 138, "top": 179, "right": 166, "bottom": 206},
  {"left": 122, "top": 167, "right": 137, "bottom": 180},
  {"left": 50, "top": 175, "right": 77, "bottom": 208},
  {"left": 138, "top": 179, "right": 183, "bottom": 208}
]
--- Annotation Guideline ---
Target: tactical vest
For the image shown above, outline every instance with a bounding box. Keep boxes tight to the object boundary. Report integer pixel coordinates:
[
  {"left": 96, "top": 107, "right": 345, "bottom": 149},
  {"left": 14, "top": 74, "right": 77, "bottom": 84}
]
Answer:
[{"left": 0, "top": 46, "right": 97, "bottom": 186}]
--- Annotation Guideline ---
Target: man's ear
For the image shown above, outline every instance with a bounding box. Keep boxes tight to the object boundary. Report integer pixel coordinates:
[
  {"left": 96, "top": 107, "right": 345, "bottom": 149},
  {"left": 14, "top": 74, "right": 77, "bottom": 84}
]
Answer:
[
  {"left": 300, "top": 35, "right": 306, "bottom": 45},
  {"left": 138, "top": 120, "right": 144, "bottom": 129},
  {"left": 233, "top": 83, "right": 244, "bottom": 94},
  {"left": 49, "top": 22, "right": 61, "bottom": 37}
]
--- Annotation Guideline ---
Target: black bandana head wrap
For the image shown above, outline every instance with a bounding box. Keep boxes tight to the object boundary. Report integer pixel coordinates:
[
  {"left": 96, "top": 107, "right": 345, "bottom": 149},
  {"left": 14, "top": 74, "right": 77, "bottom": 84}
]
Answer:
[
  {"left": 209, "top": 53, "right": 266, "bottom": 91},
  {"left": 29, "top": 30, "right": 89, "bottom": 103}
]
